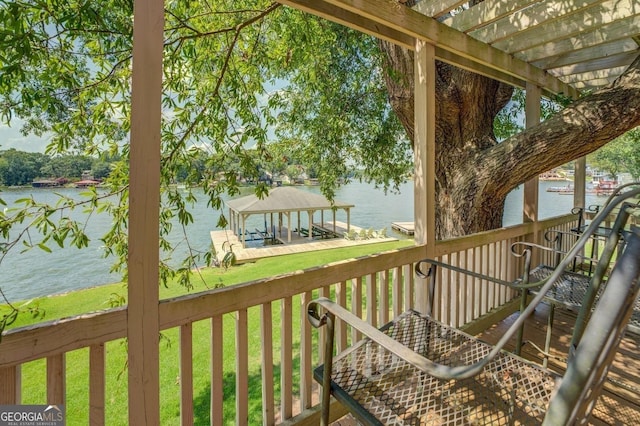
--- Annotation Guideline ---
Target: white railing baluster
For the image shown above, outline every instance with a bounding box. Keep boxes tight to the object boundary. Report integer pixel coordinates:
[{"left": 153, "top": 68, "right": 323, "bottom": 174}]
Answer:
[
  {"left": 89, "top": 343, "right": 105, "bottom": 426},
  {"left": 404, "top": 263, "right": 413, "bottom": 312},
  {"left": 46, "top": 354, "right": 65, "bottom": 405},
  {"left": 351, "top": 277, "right": 363, "bottom": 343},
  {"left": 280, "top": 297, "right": 293, "bottom": 420},
  {"left": 300, "top": 291, "right": 313, "bottom": 412},
  {"left": 336, "top": 281, "right": 348, "bottom": 353},
  {"left": 236, "top": 309, "right": 249, "bottom": 426},
  {"left": 379, "top": 270, "right": 389, "bottom": 326},
  {"left": 211, "top": 315, "right": 223, "bottom": 425},
  {"left": 0, "top": 365, "right": 20, "bottom": 404},
  {"left": 260, "top": 302, "right": 275, "bottom": 426},
  {"left": 392, "top": 267, "right": 402, "bottom": 319},
  {"left": 366, "top": 273, "right": 377, "bottom": 328},
  {"left": 179, "top": 324, "right": 193, "bottom": 426}
]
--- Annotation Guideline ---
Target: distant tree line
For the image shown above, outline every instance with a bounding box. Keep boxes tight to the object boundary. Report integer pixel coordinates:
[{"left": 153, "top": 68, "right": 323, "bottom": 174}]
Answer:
[
  {"left": 0, "top": 147, "right": 331, "bottom": 188},
  {"left": 588, "top": 128, "right": 640, "bottom": 182},
  {"left": 171, "top": 146, "right": 328, "bottom": 187},
  {"left": 0, "top": 148, "right": 115, "bottom": 186}
]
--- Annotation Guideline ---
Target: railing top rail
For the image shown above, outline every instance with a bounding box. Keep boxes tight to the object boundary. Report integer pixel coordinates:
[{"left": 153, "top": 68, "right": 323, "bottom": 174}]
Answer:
[
  {"left": 433, "top": 213, "right": 577, "bottom": 256},
  {"left": 0, "top": 307, "right": 127, "bottom": 367},
  {"left": 0, "top": 245, "right": 425, "bottom": 367},
  {"left": 0, "top": 213, "right": 577, "bottom": 368}
]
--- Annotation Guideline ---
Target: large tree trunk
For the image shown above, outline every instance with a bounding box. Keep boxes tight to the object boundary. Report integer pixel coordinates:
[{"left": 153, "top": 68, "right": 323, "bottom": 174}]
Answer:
[
  {"left": 380, "top": 39, "right": 640, "bottom": 239},
  {"left": 381, "top": 40, "right": 513, "bottom": 238}
]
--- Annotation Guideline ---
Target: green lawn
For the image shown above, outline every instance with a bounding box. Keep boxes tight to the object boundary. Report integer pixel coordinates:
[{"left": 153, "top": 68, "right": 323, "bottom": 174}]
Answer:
[{"left": 3, "top": 239, "right": 414, "bottom": 425}]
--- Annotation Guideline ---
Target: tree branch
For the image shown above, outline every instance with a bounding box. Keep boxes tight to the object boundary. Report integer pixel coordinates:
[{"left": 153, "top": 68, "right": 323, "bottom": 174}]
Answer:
[
  {"left": 164, "top": 3, "right": 282, "bottom": 163},
  {"left": 481, "top": 54, "right": 640, "bottom": 199}
]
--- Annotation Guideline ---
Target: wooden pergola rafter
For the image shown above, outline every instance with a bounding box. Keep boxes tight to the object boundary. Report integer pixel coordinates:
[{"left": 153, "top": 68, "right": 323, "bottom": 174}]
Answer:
[
  {"left": 126, "top": 0, "right": 640, "bottom": 422},
  {"left": 284, "top": 0, "right": 640, "bottom": 95}
]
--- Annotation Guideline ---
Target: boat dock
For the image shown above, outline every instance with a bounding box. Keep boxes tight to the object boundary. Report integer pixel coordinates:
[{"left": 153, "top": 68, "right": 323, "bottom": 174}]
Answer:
[
  {"left": 391, "top": 222, "right": 414, "bottom": 235},
  {"left": 210, "top": 221, "right": 397, "bottom": 263}
]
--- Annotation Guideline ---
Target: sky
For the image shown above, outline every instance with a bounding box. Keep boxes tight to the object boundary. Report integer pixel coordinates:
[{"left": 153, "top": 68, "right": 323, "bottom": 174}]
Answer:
[
  {"left": 0, "top": 81, "right": 284, "bottom": 155},
  {"left": 0, "top": 120, "right": 49, "bottom": 153}
]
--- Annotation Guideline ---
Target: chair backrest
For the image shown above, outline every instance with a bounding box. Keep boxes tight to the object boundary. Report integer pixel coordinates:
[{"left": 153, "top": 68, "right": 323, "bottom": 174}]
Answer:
[
  {"left": 543, "top": 226, "right": 640, "bottom": 425},
  {"left": 535, "top": 189, "right": 639, "bottom": 424},
  {"left": 600, "top": 181, "right": 640, "bottom": 206},
  {"left": 568, "top": 197, "right": 640, "bottom": 349}
]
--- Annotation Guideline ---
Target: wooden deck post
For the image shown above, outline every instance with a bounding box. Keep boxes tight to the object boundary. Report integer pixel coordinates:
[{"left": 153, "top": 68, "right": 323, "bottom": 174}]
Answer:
[
  {"left": 523, "top": 82, "right": 541, "bottom": 225},
  {"left": 414, "top": 39, "right": 436, "bottom": 314},
  {"left": 574, "top": 157, "right": 586, "bottom": 208},
  {"left": 128, "top": 0, "right": 163, "bottom": 422}
]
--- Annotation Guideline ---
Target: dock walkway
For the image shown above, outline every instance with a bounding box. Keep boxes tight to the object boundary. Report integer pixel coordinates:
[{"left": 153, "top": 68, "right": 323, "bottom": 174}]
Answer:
[
  {"left": 391, "top": 221, "right": 414, "bottom": 235},
  {"left": 210, "top": 221, "right": 397, "bottom": 263}
]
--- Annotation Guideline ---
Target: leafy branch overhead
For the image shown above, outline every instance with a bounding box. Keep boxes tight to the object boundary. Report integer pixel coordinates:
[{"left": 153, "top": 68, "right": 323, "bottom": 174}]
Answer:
[{"left": 0, "top": 0, "right": 410, "bottom": 329}]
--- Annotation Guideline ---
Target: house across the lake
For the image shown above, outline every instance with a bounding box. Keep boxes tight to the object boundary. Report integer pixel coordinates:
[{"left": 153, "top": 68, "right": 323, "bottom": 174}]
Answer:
[
  {"left": 74, "top": 179, "right": 101, "bottom": 188},
  {"left": 32, "top": 179, "right": 61, "bottom": 188}
]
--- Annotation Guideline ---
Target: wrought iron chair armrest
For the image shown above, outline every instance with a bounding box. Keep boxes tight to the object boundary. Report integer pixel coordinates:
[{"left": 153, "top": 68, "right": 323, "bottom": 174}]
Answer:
[
  {"left": 414, "top": 257, "right": 541, "bottom": 290},
  {"left": 309, "top": 254, "right": 589, "bottom": 380},
  {"left": 308, "top": 297, "right": 493, "bottom": 380},
  {"left": 508, "top": 241, "right": 589, "bottom": 288},
  {"left": 545, "top": 229, "right": 581, "bottom": 241},
  {"left": 511, "top": 241, "right": 563, "bottom": 281},
  {"left": 571, "top": 205, "right": 601, "bottom": 214}
]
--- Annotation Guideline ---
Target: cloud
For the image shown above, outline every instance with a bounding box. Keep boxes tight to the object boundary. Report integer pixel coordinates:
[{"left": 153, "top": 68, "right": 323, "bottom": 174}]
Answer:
[{"left": 0, "top": 121, "right": 49, "bottom": 153}]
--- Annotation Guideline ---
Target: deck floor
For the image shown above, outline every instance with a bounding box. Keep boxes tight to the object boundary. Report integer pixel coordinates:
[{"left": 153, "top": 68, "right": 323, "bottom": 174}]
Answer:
[{"left": 478, "top": 302, "right": 640, "bottom": 424}]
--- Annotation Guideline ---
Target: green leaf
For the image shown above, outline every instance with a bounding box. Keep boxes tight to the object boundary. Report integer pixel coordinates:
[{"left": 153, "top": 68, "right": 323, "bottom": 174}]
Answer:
[{"left": 37, "top": 242, "right": 52, "bottom": 253}]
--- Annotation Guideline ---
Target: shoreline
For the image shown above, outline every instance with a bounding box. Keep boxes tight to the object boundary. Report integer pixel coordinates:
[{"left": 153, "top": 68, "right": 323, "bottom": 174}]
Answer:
[{"left": 0, "top": 239, "right": 414, "bottom": 330}]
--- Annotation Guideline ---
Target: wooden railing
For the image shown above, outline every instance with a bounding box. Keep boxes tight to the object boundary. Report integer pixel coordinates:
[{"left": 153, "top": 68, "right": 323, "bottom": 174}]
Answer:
[{"left": 0, "top": 214, "right": 578, "bottom": 425}]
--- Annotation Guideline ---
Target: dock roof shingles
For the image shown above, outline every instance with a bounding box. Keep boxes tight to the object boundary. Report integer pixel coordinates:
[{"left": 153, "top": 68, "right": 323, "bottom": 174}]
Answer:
[{"left": 226, "top": 186, "right": 354, "bottom": 214}]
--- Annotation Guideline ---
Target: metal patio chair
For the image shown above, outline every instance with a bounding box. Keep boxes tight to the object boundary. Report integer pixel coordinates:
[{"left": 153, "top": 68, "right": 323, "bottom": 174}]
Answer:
[
  {"left": 308, "top": 191, "right": 640, "bottom": 425},
  {"left": 512, "top": 188, "right": 640, "bottom": 367},
  {"left": 569, "top": 182, "right": 640, "bottom": 275}
]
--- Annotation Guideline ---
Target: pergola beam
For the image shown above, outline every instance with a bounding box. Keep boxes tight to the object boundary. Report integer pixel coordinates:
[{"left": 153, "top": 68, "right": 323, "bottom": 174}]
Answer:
[{"left": 279, "top": 0, "right": 579, "bottom": 98}]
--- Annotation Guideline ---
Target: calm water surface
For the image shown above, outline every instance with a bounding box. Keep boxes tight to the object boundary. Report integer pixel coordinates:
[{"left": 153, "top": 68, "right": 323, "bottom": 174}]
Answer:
[{"left": 0, "top": 181, "right": 603, "bottom": 300}]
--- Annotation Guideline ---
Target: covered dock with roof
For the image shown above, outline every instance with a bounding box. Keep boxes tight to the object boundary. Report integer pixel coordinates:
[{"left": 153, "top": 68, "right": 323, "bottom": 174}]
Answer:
[{"left": 225, "top": 186, "right": 356, "bottom": 248}]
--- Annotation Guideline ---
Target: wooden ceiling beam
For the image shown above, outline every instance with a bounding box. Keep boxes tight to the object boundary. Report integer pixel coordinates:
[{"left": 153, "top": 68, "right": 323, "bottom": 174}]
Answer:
[
  {"left": 518, "top": 15, "right": 640, "bottom": 63},
  {"left": 548, "top": 51, "right": 639, "bottom": 76},
  {"left": 443, "top": 0, "right": 538, "bottom": 33},
  {"left": 435, "top": 49, "right": 528, "bottom": 91},
  {"left": 531, "top": 39, "right": 639, "bottom": 69},
  {"left": 491, "top": 0, "right": 640, "bottom": 54},
  {"left": 553, "top": 66, "right": 628, "bottom": 84},
  {"left": 412, "top": 0, "right": 466, "bottom": 20},
  {"left": 468, "top": 0, "right": 609, "bottom": 45},
  {"left": 280, "top": 0, "right": 578, "bottom": 97},
  {"left": 569, "top": 77, "right": 616, "bottom": 90}
]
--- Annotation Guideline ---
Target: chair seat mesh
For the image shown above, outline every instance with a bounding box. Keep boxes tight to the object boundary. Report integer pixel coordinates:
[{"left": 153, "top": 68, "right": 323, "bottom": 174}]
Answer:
[
  {"left": 316, "top": 311, "right": 559, "bottom": 425},
  {"left": 530, "top": 265, "right": 640, "bottom": 332}
]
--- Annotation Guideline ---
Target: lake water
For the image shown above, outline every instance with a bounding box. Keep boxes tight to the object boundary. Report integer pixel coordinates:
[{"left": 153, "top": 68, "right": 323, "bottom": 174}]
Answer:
[{"left": 0, "top": 180, "right": 602, "bottom": 301}]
